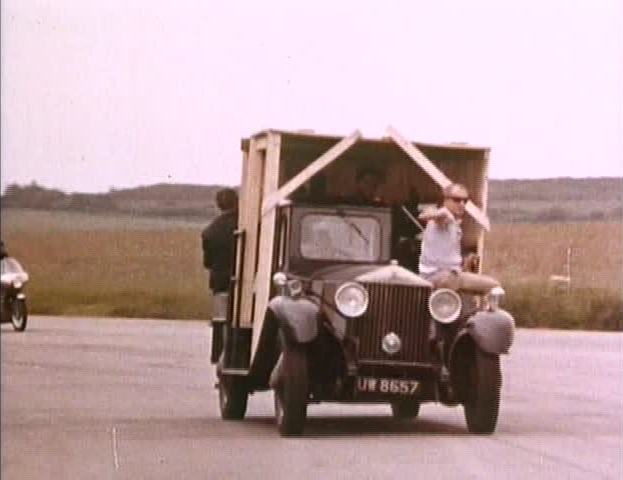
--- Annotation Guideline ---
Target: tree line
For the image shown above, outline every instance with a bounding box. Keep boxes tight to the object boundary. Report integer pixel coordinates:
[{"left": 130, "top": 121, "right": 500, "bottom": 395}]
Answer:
[{"left": 2, "top": 178, "right": 621, "bottom": 224}]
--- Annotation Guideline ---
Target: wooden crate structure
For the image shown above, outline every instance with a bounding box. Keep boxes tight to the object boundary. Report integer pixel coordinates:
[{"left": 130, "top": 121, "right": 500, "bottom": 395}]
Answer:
[{"left": 236, "top": 127, "right": 491, "bottom": 358}]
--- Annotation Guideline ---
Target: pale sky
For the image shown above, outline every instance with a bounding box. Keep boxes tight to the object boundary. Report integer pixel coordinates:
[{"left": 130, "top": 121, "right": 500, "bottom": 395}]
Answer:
[{"left": 1, "top": 0, "right": 621, "bottom": 193}]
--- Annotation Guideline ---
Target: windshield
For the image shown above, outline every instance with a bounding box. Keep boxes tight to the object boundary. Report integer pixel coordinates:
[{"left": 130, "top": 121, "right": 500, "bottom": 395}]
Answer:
[{"left": 300, "top": 213, "right": 381, "bottom": 262}]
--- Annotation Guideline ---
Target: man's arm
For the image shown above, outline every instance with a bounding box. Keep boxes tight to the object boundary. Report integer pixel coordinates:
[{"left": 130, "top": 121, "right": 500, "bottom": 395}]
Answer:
[
  {"left": 201, "top": 228, "right": 213, "bottom": 270},
  {"left": 418, "top": 206, "right": 453, "bottom": 225}
]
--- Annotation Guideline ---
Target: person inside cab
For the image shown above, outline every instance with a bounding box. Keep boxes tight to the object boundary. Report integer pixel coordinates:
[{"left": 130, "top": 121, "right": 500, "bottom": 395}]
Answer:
[
  {"left": 340, "top": 166, "right": 386, "bottom": 206},
  {"left": 418, "top": 183, "right": 499, "bottom": 294},
  {"left": 294, "top": 174, "right": 329, "bottom": 204}
]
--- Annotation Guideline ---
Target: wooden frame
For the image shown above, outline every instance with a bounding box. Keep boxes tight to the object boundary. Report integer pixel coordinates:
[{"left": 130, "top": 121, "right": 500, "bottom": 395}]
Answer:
[
  {"left": 251, "top": 133, "right": 282, "bottom": 352},
  {"left": 236, "top": 127, "right": 492, "bottom": 359},
  {"left": 261, "top": 130, "right": 362, "bottom": 216},
  {"left": 386, "top": 125, "right": 491, "bottom": 231},
  {"left": 236, "top": 137, "right": 265, "bottom": 330}
]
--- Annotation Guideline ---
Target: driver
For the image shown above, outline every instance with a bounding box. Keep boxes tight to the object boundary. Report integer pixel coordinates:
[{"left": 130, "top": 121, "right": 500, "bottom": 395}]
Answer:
[
  {"left": 340, "top": 166, "right": 386, "bottom": 206},
  {"left": 418, "top": 183, "right": 499, "bottom": 294}
]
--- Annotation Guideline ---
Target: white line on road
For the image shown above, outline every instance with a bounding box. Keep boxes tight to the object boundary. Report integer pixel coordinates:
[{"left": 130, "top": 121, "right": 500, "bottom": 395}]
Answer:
[{"left": 111, "top": 426, "right": 119, "bottom": 470}]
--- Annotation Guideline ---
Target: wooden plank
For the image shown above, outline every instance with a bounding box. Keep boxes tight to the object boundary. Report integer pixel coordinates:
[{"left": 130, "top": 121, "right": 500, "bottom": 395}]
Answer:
[
  {"left": 254, "top": 135, "right": 268, "bottom": 151},
  {"left": 476, "top": 149, "right": 491, "bottom": 271},
  {"left": 252, "top": 132, "right": 282, "bottom": 357},
  {"left": 386, "top": 125, "right": 491, "bottom": 231},
  {"left": 230, "top": 148, "right": 249, "bottom": 326},
  {"left": 236, "top": 136, "right": 265, "bottom": 328},
  {"left": 261, "top": 129, "right": 362, "bottom": 216}
]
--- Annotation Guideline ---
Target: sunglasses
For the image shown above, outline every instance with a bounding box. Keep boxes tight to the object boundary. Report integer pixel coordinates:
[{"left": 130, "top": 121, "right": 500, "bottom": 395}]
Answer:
[{"left": 448, "top": 196, "right": 469, "bottom": 204}]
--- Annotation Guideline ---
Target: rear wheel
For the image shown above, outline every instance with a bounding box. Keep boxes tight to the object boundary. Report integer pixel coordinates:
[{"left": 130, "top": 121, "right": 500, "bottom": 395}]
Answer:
[
  {"left": 463, "top": 348, "right": 501, "bottom": 434},
  {"left": 11, "top": 298, "right": 27, "bottom": 332},
  {"left": 391, "top": 400, "right": 420, "bottom": 419},
  {"left": 274, "top": 347, "right": 309, "bottom": 436},
  {"left": 218, "top": 375, "right": 248, "bottom": 420}
]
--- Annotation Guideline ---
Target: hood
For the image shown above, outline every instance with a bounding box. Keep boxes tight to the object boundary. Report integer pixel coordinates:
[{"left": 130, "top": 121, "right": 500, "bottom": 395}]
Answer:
[{"left": 308, "top": 262, "right": 432, "bottom": 287}]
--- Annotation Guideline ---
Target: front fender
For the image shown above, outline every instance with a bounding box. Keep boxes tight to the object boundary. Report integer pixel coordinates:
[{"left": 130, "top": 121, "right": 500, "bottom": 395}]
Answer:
[
  {"left": 268, "top": 295, "right": 320, "bottom": 345},
  {"left": 465, "top": 309, "right": 515, "bottom": 354}
]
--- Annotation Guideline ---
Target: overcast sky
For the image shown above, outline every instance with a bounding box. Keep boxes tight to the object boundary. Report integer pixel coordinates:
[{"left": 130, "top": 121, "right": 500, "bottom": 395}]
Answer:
[{"left": 1, "top": 0, "right": 621, "bottom": 193}]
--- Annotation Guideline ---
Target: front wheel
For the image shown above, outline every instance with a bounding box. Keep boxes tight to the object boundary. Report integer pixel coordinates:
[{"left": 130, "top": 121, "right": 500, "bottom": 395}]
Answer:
[
  {"left": 463, "top": 348, "right": 501, "bottom": 434},
  {"left": 11, "top": 298, "right": 28, "bottom": 332},
  {"left": 274, "top": 347, "right": 309, "bottom": 436}
]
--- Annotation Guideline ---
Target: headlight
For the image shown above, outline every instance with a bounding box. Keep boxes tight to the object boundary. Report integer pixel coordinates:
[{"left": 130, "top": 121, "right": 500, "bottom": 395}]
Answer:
[
  {"left": 334, "top": 282, "right": 369, "bottom": 318},
  {"left": 273, "top": 272, "right": 303, "bottom": 297},
  {"left": 273, "top": 272, "right": 287, "bottom": 287},
  {"left": 428, "top": 288, "right": 462, "bottom": 324},
  {"left": 487, "top": 286, "right": 505, "bottom": 310}
]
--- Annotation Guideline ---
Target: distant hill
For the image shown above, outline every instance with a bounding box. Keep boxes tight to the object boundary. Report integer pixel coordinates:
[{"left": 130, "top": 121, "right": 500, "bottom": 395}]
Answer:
[
  {"left": 107, "top": 183, "right": 227, "bottom": 218},
  {"left": 1, "top": 182, "right": 227, "bottom": 220},
  {"left": 1, "top": 177, "right": 621, "bottom": 224},
  {"left": 487, "top": 177, "right": 622, "bottom": 223}
]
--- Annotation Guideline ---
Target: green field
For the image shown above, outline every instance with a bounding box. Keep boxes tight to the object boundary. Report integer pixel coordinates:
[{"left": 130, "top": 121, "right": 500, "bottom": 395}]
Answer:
[
  {"left": 1, "top": 208, "right": 621, "bottom": 330},
  {"left": 1, "top": 209, "right": 210, "bottom": 319}
]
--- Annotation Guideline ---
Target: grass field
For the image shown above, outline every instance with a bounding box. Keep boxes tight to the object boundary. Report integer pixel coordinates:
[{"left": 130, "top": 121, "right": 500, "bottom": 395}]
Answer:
[
  {"left": 1, "top": 209, "right": 210, "bottom": 319},
  {"left": 1, "top": 208, "right": 621, "bottom": 330},
  {"left": 485, "top": 222, "right": 622, "bottom": 290}
]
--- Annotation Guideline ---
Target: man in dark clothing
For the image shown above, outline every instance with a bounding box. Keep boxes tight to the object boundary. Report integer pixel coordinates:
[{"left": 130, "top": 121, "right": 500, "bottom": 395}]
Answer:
[
  {"left": 201, "top": 188, "right": 238, "bottom": 294},
  {"left": 339, "top": 166, "right": 386, "bottom": 206},
  {"left": 202, "top": 188, "right": 238, "bottom": 363}
]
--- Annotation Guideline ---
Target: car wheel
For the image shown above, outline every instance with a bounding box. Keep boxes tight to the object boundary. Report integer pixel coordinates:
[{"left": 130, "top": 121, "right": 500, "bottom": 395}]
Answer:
[
  {"left": 391, "top": 400, "right": 420, "bottom": 419},
  {"left": 274, "top": 347, "right": 308, "bottom": 436},
  {"left": 11, "top": 299, "right": 27, "bottom": 332},
  {"left": 463, "top": 348, "right": 501, "bottom": 434},
  {"left": 218, "top": 375, "right": 248, "bottom": 420}
]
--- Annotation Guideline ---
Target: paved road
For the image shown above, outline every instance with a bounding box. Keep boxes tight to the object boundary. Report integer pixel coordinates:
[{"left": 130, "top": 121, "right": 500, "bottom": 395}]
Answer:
[{"left": 2, "top": 316, "right": 622, "bottom": 480}]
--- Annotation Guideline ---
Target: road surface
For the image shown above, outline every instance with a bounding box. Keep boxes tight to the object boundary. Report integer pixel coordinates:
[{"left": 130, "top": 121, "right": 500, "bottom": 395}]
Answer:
[{"left": 2, "top": 316, "right": 622, "bottom": 479}]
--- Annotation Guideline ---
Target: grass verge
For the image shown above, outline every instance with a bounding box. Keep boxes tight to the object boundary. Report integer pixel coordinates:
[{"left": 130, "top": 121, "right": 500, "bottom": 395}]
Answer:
[
  {"left": 26, "top": 282, "right": 622, "bottom": 331},
  {"left": 504, "top": 282, "right": 622, "bottom": 331},
  {"left": 28, "top": 286, "right": 211, "bottom": 320}
]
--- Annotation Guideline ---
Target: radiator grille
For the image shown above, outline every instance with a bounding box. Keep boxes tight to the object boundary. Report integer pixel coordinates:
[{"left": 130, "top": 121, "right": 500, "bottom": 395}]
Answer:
[{"left": 351, "top": 283, "right": 431, "bottom": 363}]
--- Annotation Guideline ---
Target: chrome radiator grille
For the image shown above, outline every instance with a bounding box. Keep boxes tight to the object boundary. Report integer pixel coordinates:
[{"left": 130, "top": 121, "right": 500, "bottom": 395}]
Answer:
[{"left": 351, "top": 283, "right": 431, "bottom": 363}]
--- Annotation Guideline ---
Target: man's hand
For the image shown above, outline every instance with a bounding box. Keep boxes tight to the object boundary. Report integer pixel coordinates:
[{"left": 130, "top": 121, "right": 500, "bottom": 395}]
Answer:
[
  {"left": 462, "top": 252, "right": 480, "bottom": 272},
  {"left": 418, "top": 206, "right": 453, "bottom": 226}
]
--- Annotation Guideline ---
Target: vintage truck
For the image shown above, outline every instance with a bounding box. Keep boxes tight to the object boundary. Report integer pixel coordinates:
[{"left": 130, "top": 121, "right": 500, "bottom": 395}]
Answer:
[{"left": 210, "top": 126, "right": 514, "bottom": 436}]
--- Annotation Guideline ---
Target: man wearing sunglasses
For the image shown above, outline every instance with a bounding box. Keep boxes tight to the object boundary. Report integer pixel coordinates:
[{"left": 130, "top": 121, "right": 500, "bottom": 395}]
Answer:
[{"left": 417, "top": 183, "right": 499, "bottom": 294}]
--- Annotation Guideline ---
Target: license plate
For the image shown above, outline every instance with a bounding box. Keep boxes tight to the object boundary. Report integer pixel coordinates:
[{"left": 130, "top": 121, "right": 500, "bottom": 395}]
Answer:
[{"left": 356, "top": 377, "right": 419, "bottom": 395}]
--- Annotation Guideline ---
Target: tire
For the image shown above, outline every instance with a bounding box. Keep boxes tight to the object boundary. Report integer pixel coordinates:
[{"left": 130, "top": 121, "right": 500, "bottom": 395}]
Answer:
[
  {"left": 218, "top": 375, "right": 248, "bottom": 420},
  {"left": 463, "top": 348, "right": 501, "bottom": 434},
  {"left": 11, "top": 299, "right": 27, "bottom": 332},
  {"left": 391, "top": 400, "right": 420, "bottom": 419},
  {"left": 274, "top": 347, "right": 309, "bottom": 436}
]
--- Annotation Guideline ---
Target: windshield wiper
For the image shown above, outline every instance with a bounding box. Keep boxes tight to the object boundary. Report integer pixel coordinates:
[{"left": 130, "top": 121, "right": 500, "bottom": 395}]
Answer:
[
  {"left": 400, "top": 205, "right": 425, "bottom": 232},
  {"left": 335, "top": 208, "right": 369, "bottom": 247}
]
